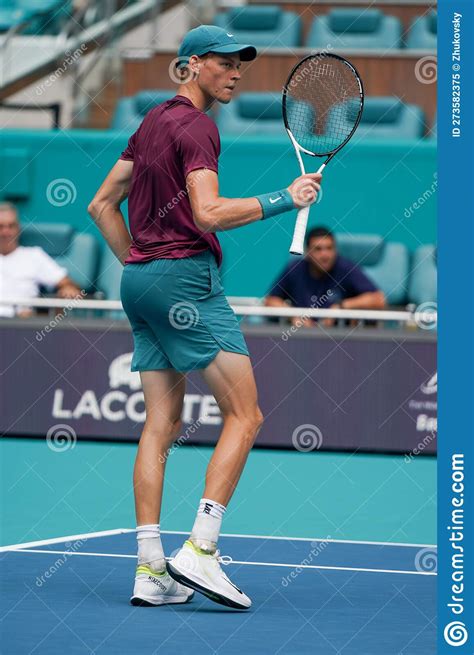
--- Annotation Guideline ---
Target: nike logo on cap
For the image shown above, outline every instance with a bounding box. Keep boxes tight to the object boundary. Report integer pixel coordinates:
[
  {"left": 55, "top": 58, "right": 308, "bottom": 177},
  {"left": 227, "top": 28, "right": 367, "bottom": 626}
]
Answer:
[
  {"left": 226, "top": 33, "right": 234, "bottom": 37},
  {"left": 269, "top": 196, "right": 282, "bottom": 204}
]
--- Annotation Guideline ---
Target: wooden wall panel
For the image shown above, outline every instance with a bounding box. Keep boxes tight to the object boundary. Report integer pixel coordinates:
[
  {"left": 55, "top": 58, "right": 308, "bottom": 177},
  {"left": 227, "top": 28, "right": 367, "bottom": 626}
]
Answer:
[
  {"left": 246, "top": 1, "right": 437, "bottom": 42},
  {"left": 120, "top": 51, "right": 436, "bottom": 125}
]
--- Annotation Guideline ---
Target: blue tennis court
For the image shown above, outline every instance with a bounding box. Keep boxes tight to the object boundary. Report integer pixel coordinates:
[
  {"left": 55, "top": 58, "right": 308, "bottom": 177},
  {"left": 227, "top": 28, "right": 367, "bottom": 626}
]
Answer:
[
  {"left": 1, "top": 529, "right": 436, "bottom": 654},
  {"left": 0, "top": 0, "right": 439, "bottom": 649}
]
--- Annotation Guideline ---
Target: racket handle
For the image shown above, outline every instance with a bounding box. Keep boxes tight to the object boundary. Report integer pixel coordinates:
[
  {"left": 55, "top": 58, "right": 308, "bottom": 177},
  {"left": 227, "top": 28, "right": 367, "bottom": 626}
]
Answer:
[
  {"left": 289, "top": 206, "right": 310, "bottom": 255},
  {"left": 289, "top": 162, "right": 326, "bottom": 255}
]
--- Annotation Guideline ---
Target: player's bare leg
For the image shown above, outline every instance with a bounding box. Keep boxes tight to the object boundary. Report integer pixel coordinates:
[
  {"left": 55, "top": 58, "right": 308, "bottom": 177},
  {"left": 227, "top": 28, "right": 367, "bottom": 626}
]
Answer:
[
  {"left": 130, "top": 369, "right": 194, "bottom": 606},
  {"left": 134, "top": 369, "right": 186, "bottom": 525},
  {"left": 200, "top": 350, "right": 263, "bottom": 505},
  {"left": 167, "top": 351, "right": 263, "bottom": 609}
]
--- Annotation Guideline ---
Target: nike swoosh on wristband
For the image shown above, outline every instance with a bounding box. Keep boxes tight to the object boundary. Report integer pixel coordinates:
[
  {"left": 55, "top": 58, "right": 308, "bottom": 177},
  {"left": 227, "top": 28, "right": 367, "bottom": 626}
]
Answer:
[{"left": 269, "top": 196, "right": 283, "bottom": 204}]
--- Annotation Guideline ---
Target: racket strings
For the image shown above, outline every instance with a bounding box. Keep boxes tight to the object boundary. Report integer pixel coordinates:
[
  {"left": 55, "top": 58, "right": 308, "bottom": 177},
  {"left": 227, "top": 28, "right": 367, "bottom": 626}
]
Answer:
[{"left": 285, "top": 56, "right": 362, "bottom": 155}]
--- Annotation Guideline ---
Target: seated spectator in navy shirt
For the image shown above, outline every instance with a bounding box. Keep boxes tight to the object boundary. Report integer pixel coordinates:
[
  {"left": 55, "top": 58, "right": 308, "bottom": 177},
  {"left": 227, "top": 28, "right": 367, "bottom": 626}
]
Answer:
[{"left": 265, "top": 226, "right": 385, "bottom": 327}]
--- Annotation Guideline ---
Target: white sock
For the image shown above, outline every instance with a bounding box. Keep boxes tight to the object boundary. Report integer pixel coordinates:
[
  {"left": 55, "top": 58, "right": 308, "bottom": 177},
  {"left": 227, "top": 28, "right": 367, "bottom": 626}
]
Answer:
[
  {"left": 190, "top": 498, "right": 226, "bottom": 551},
  {"left": 136, "top": 524, "right": 166, "bottom": 571}
]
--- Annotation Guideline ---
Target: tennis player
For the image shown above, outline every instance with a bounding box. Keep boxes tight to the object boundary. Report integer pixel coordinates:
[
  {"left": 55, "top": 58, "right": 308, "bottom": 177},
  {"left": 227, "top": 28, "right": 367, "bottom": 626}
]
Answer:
[{"left": 88, "top": 25, "right": 322, "bottom": 610}]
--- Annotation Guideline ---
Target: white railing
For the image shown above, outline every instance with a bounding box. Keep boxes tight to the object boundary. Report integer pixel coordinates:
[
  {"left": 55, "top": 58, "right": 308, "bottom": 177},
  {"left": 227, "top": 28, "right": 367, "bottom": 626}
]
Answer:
[{"left": 0, "top": 297, "right": 437, "bottom": 326}]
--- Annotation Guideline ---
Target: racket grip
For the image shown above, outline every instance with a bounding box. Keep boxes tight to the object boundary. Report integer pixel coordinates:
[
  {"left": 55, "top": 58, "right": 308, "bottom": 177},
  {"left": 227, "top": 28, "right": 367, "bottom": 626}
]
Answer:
[
  {"left": 289, "top": 206, "right": 310, "bottom": 255},
  {"left": 288, "top": 162, "right": 326, "bottom": 255}
]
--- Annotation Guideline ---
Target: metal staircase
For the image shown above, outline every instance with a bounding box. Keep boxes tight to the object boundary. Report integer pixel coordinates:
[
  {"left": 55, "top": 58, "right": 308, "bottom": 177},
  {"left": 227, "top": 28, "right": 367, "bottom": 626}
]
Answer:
[{"left": 0, "top": 0, "right": 162, "bottom": 125}]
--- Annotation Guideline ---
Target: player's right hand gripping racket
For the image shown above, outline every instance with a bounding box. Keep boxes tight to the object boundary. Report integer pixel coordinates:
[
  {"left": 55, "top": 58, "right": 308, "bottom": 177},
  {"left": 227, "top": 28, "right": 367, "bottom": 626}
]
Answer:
[{"left": 282, "top": 53, "right": 364, "bottom": 255}]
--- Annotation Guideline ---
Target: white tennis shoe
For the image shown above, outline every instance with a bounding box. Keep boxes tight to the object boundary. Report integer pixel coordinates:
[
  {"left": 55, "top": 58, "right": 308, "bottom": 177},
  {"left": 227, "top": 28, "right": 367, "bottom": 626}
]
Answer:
[
  {"left": 130, "top": 563, "right": 194, "bottom": 606},
  {"left": 166, "top": 540, "right": 252, "bottom": 610}
]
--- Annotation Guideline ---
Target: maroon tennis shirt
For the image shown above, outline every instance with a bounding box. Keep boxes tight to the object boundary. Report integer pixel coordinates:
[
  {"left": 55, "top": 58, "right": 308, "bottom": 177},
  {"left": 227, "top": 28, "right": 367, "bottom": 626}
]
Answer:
[{"left": 120, "top": 94, "right": 223, "bottom": 267}]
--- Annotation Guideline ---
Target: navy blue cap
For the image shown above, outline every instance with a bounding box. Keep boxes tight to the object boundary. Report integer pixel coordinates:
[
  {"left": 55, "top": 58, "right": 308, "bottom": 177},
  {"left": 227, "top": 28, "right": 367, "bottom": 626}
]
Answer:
[{"left": 177, "top": 25, "right": 257, "bottom": 64}]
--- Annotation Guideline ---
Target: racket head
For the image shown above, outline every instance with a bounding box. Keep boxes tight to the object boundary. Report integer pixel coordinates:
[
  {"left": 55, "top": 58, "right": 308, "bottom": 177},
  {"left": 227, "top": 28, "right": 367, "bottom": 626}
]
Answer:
[{"left": 282, "top": 53, "right": 364, "bottom": 158}]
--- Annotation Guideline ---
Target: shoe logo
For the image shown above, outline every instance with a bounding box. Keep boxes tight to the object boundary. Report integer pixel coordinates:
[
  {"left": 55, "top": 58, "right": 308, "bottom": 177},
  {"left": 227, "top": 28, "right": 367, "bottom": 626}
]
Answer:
[
  {"left": 269, "top": 196, "right": 282, "bottom": 204},
  {"left": 148, "top": 576, "right": 167, "bottom": 591},
  {"left": 224, "top": 577, "right": 243, "bottom": 594}
]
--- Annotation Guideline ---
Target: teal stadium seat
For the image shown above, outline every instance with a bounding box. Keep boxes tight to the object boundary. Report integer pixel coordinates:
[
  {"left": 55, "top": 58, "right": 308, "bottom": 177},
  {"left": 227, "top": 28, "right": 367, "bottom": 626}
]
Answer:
[
  {"left": 214, "top": 5, "right": 301, "bottom": 47},
  {"left": 96, "top": 246, "right": 123, "bottom": 301},
  {"left": 216, "top": 92, "right": 286, "bottom": 136},
  {"left": 19, "top": 223, "right": 99, "bottom": 292},
  {"left": 307, "top": 8, "right": 402, "bottom": 49},
  {"left": 406, "top": 11, "right": 437, "bottom": 49},
  {"left": 326, "top": 97, "right": 425, "bottom": 140},
  {"left": 0, "top": 3, "right": 33, "bottom": 32},
  {"left": 408, "top": 245, "right": 437, "bottom": 304},
  {"left": 96, "top": 247, "right": 127, "bottom": 319},
  {"left": 17, "top": 0, "right": 64, "bottom": 11},
  {"left": 0, "top": 0, "right": 69, "bottom": 34},
  {"left": 111, "top": 90, "right": 175, "bottom": 131},
  {"left": 217, "top": 92, "right": 316, "bottom": 136},
  {"left": 335, "top": 233, "right": 409, "bottom": 305}
]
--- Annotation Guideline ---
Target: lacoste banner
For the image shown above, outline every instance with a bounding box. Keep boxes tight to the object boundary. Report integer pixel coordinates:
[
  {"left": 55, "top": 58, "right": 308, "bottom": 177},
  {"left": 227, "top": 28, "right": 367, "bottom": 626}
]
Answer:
[{"left": 0, "top": 323, "right": 436, "bottom": 454}]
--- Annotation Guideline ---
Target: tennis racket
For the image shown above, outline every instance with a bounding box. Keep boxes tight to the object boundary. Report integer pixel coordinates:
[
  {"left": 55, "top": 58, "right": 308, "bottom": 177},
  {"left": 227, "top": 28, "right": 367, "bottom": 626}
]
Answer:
[{"left": 282, "top": 53, "right": 364, "bottom": 255}]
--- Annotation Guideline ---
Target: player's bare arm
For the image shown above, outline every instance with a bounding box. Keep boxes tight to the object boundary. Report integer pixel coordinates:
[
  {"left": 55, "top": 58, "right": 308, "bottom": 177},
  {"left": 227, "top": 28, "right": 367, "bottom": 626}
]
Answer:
[
  {"left": 88, "top": 159, "right": 133, "bottom": 265},
  {"left": 187, "top": 168, "right": 322, "bottom": 233},
  {"left": 342, "top": 290, "right": 386, "bottom": 310}
]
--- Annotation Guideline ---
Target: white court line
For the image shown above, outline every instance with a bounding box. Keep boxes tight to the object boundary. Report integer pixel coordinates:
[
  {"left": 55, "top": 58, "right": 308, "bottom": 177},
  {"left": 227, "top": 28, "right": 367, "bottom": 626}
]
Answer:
[
  {"left": 0, "top": 529, "right": 134, "bottom": 552},
  {"left": 0, "top": 528, "right": 437, "bottom": 552},
  {"left": 5, "top": 549, "right": 135, "bottom": 559},
  {"left": 163, "top": 530, "right": 438, "bottom": 549},
  {"left": 4, "top": 548, "right": 436, "bottom": 576}
]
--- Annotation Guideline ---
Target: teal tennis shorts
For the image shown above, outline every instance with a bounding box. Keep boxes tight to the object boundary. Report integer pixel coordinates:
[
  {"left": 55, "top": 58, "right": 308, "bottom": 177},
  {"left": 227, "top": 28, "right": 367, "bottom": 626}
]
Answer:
[{"left": 120, "top": 250, "right": 249, "bottom": 372}]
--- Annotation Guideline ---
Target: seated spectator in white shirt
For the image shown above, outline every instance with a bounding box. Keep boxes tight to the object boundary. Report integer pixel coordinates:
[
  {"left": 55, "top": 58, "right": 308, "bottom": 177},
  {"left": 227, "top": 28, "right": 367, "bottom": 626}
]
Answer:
[{"left": 0, "top": 202, "right": 81, "bottom": 318}]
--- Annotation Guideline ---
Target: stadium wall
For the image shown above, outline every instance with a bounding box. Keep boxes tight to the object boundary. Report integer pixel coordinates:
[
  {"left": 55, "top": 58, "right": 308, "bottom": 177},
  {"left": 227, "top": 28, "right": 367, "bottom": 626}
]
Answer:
[
  {"left": 0, "top": 321, "right": 437, "bottom": 454},
  {"left": 0, "top": 130, "right": 436, "bottom": 296}
]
